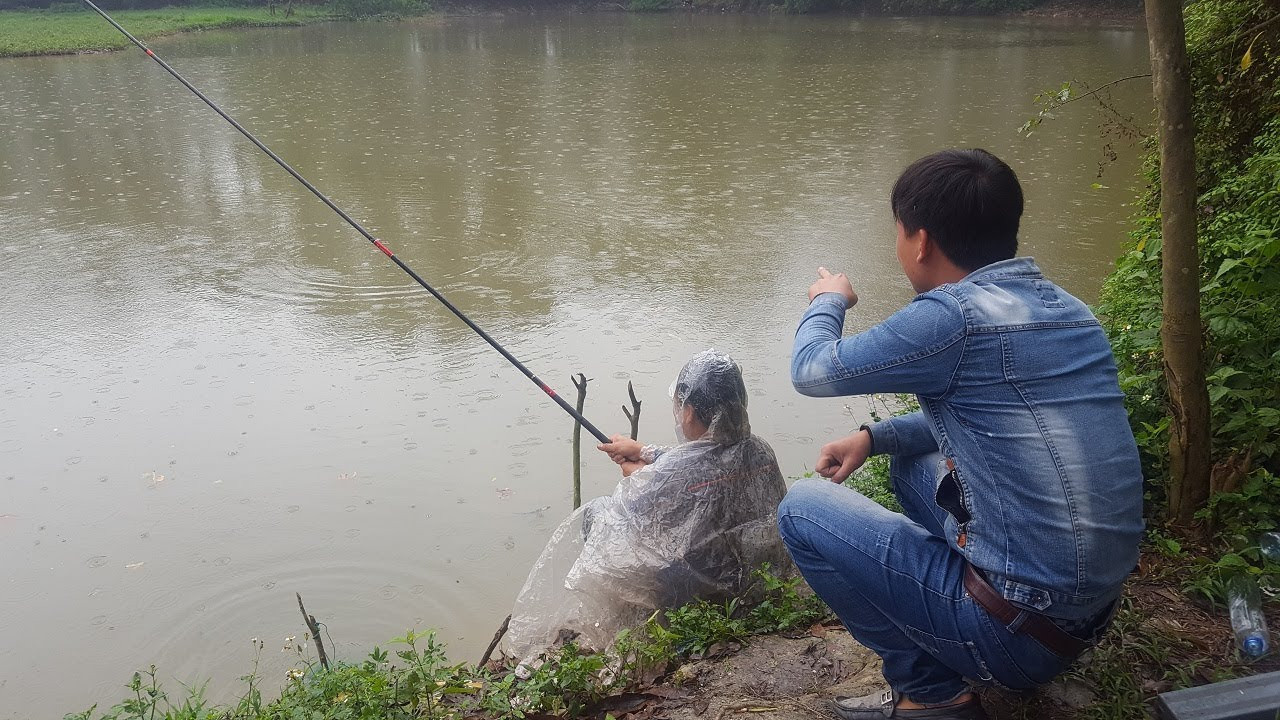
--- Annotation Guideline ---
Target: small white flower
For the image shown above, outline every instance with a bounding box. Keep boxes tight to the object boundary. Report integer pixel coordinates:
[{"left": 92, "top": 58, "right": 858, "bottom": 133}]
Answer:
[{"left": 286, "top": 668, "right": 305, "bottom": 680}]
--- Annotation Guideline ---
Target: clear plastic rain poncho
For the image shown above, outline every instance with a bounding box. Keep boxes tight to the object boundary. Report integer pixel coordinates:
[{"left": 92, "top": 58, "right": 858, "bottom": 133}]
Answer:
[{"left": 502, "top": 350, "right": 791, "bottom": 663}]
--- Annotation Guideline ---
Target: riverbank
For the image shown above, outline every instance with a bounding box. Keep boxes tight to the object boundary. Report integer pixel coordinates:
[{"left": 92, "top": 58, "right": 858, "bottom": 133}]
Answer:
[
  {"left": 61, "top": 548, "right": 1280, "bottom": 720},
  {"left": 0, "top": 0, "right": 1141, "bottom": 59},
  {"left": 0, "top": 5, "right": 335, "bottom": 58}
]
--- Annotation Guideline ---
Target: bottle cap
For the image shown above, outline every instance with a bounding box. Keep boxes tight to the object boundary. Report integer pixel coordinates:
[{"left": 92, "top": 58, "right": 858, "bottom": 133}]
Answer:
[
  {"left": 1261, "top": 531, "right": 1280, "bottom": 563},
  {"left": 1243, "top": 635, "right": 1268, "bottom": 657}
]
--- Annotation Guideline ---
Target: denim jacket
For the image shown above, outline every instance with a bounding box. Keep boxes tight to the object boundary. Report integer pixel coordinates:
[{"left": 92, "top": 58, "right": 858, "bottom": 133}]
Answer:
[{"left": 791, "top": 258, "right": 1143, "bottom": 619}]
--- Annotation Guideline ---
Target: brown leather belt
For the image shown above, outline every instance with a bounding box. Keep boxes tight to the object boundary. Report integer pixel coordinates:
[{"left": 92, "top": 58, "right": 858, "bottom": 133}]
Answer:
[{"left": 963, "top": 564, "right": 1091, "bottom": 659}]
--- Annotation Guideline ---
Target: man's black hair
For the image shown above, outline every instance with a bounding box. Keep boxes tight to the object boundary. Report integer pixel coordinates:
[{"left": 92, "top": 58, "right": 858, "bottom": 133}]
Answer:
[{"left": 890, "top": 149, "right": 1023, "bottom": 272}]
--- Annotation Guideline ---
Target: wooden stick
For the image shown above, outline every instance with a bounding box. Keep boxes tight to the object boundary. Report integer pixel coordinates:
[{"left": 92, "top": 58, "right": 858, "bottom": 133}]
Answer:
[
  {"left": 478, "top": 614, "right": 512, "bottom": 668},
  {"left": 296, "top": 592, "right": 330, "bottom": 671},
  {"left": 623, "top": 381, "right": 642, "bottom": 441},
  {"left": 571, "top": 374, "right": 589, "bottom": 510}
]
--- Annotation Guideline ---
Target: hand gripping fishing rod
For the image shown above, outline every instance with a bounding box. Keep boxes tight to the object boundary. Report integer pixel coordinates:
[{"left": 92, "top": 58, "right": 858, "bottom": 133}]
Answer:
[{"left": 81, "top": 0, "right": 612, "bottom": 444}]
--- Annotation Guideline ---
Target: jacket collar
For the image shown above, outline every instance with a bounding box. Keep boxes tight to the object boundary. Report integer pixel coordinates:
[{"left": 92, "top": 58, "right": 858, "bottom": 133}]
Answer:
[{"left": 960, "top": 257, "right": 1043, "bottom": 284}]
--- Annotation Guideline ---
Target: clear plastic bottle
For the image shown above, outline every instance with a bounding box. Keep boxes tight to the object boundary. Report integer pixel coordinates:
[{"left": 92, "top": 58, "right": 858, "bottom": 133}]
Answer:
[
  {"left": 1227, "top": 575, "right": 1271, "bottom": 658},
  {"left": 1261, "top": 532, "right": 1280, "bottom": 564}
]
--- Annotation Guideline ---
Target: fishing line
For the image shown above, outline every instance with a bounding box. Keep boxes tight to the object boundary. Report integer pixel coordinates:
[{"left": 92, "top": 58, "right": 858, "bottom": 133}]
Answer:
[{"left": 80, "top": 0, "right": 611, "bottom": 444}]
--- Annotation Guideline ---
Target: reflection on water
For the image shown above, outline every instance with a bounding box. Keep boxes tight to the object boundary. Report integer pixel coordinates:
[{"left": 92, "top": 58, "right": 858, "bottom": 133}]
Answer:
[{"left": 0, "top": 12, "right": 1147, "bottom": 715}]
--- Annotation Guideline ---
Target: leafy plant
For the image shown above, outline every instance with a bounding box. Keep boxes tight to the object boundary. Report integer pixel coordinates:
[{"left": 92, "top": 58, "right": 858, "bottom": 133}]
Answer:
[
  {"left": 1097, "top": 0, "right": 1280, "bottom": 559},
  {"left": 329, "top": 0, "right": 427, "bottom": 19},
  {"left": 518, "top": 641, "right": 616, "bottom": 716},
  {"left": 743, "top": 564, "right": 831, "bottom": 632}
]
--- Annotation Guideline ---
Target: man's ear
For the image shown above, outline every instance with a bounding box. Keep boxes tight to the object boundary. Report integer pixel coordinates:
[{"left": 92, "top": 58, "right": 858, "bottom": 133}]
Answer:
[{"left": 913, "top": 227, "right": 932, "bottom": 265}]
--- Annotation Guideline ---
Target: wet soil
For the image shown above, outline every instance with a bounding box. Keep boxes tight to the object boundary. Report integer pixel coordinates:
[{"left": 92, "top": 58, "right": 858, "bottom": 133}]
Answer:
[{"left": 596, "top": 553, "right": 1280, "bottom": 720}]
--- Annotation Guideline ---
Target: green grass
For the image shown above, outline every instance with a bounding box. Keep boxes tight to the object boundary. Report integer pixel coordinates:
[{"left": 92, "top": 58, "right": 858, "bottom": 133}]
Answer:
[
  {"left": 65, "top": 565, "right": 829, "bottom": 720},
  {"left": 0, "top": 6, "right": 334, "bottom": 58}
]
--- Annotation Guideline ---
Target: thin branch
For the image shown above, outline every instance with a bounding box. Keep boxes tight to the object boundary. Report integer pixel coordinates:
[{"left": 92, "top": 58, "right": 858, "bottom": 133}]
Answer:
[
  {"left": 1208, "top": 13, "right": 1280, "bottom": 52},
  {"left": 571, "top": 373, "right": 589, "bottom": 510},
  {"left": 296, "top": 593, "right": 330, "bottom": 671},
  {"left": 622, "top": 381, "right": 642, "bottom": 441},
  {"left": 1057, "top": 74, "right": 1152, "bottom": 109},
  {"left": 478, "top": 614, "right": 511, "bottom": 668}
]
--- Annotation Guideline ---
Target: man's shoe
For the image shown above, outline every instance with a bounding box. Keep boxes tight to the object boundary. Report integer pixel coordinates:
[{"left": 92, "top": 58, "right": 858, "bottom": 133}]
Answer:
[{"left": 832, "top": 689, "right": 989, "bottom": 719}]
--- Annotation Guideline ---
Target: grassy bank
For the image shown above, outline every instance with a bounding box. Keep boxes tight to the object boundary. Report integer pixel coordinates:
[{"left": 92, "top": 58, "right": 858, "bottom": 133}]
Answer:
[
  {"left": 65, "top": 566, "right": 831, "bottom": 720},
  {"left": 60, "top": 541, "right": 1280, "bottom": 720},
  {"left": 0, "top": 5, "right": 337, "bottom": 58}
]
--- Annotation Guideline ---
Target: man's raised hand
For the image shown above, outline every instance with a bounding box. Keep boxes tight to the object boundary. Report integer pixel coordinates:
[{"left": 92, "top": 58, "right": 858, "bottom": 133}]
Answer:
[
  {"left": 815, "top": 429, "right": 872, "bottom": 484},
  {"left": 808, "top": 266, "right": 859, "bottom": 306}
]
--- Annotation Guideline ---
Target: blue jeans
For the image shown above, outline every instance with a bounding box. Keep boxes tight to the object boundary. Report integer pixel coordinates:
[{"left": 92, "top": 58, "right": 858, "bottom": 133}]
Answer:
[{"left": 777, "top": 454, "right": 1069, "bottom": 703}]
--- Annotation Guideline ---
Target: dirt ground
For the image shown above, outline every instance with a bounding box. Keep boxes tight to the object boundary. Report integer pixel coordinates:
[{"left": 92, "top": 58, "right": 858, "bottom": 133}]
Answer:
[
  {"left": 581, "top": 627, "right": 879, "bottom": 720},
  {"left": 584, "top": 555, "right": 1280, "bottom": 720}
]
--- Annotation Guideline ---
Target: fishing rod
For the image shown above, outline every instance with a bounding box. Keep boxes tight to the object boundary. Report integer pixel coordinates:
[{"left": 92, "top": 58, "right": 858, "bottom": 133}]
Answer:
[{"left": 80, "top": 0, "right": 612, "bottom": 444}]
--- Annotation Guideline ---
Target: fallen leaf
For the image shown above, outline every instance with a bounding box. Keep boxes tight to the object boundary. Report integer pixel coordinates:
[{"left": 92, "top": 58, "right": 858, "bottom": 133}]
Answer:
[
  {"left": 808, "top": 622, "right": 828, "bottom": 639},
  {"left": 1241, "top": 32, "right": 1261, "bottom": 72}
]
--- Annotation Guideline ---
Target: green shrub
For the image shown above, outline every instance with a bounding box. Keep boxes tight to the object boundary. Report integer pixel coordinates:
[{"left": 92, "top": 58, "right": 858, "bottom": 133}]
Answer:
[
  {"left": 1096, "top": 0, "right": 1280, "bottom": 606},
  {"left": 627, "top": 0, "right": 676, "bottom": 10},
  {"left": 330, "top": 0, "right": 427, "bottom": 18},
  {"left": 1098, "top": 0, "right": 1280, "bottom": 542}
]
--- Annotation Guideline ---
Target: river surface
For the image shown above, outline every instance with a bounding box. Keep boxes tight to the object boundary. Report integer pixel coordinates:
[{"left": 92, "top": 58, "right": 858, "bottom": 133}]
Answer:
[{"left": 0, "top": 11, "right": 1149, "bottom": 715}]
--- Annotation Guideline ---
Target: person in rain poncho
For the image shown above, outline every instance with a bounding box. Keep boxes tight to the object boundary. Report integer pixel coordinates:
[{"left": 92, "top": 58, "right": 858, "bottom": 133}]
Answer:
[{"left": 501, "top": 350, "right": 790, "bottom": 663}]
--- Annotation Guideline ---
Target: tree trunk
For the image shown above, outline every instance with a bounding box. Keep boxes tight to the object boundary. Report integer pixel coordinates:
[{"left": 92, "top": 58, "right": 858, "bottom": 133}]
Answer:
[{"left": 1145, "top": 0, "right": 1213, "bottom": 528}]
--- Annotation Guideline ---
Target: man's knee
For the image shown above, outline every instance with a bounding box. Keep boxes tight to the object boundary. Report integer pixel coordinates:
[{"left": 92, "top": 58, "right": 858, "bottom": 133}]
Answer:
[
  {"left": 777, "top": 478, "right": 887, "bottom": 554},
  {"left": 777, "top": 478, "right": 833, "bottom": 550}
]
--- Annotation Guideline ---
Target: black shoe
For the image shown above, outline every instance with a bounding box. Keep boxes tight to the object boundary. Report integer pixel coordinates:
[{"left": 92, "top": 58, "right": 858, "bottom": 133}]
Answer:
[{"left": 832, "top": 689, "right": 989, "bottom": 719}]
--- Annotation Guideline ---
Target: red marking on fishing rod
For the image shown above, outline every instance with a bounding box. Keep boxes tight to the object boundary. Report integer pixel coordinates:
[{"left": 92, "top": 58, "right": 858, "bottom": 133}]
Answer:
[{"left": 84, "top": 0, "right": 611, "bottom": 441}]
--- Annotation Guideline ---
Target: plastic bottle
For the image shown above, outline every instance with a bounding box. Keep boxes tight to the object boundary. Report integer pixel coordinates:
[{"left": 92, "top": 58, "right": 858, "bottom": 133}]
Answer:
[
  {"left": 1261, "top": 532, "right": 1280, "bottom": 564},
  {"left": 1227, "top": 575, "right": 1271, "bottom": 658}
]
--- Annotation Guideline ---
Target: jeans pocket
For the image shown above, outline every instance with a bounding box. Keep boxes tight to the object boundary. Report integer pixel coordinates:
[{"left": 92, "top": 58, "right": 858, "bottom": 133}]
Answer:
[
  {"left": 972, "top": 602, "right": 1068, "bottom": 687},
  {"left": 900, "top": 624, "right": 995, "bottom": 684}
]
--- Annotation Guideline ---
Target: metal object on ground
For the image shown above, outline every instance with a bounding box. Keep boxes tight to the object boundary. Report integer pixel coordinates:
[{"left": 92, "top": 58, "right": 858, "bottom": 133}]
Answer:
[{"left": 1155, "top": 670, "right": 1280, "bottom": 720}]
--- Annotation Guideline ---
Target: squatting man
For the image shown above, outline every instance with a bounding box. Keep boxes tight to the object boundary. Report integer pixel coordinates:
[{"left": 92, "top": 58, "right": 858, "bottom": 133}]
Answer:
[{"left": 779, "top": 148, "right": 1143, "bottom": 719}]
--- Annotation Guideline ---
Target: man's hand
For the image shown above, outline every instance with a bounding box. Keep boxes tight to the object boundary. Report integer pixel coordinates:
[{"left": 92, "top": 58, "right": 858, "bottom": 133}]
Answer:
[
  {"left": 808, "top": 266, "right": 859, "bottom": 306},
  {"left": 598, "top": 434, "right": 644, "bottom": 466},
  {"left": 815, "top": 429, "right": 872, "bottom": 484}
]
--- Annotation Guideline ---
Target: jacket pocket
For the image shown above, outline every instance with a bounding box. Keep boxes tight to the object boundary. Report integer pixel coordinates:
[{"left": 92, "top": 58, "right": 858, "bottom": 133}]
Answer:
[{"left": 935, "top": 466, "right": 972, "bottom": 525}]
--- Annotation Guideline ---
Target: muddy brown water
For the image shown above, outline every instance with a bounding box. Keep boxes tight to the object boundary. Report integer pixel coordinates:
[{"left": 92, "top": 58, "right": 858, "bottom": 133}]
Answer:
[{"left": 0, "top": 12, "right": 1148, "bottom": 714}]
